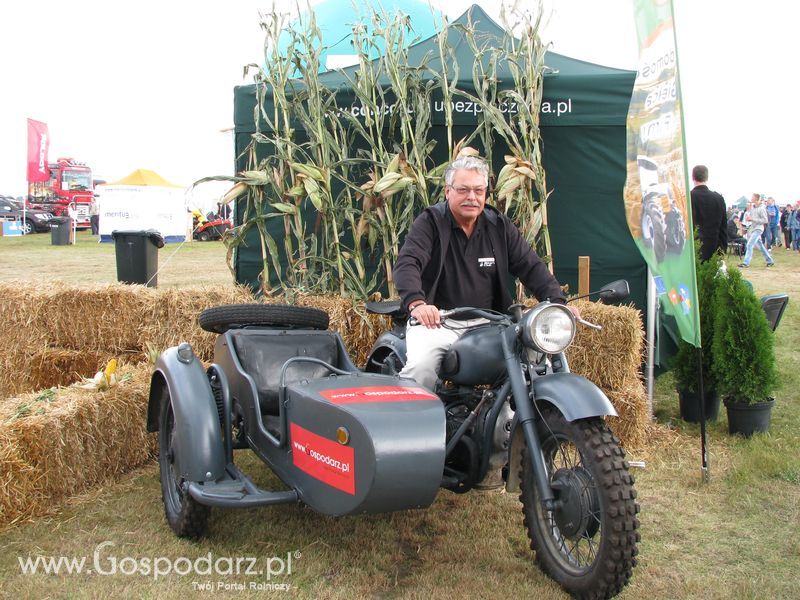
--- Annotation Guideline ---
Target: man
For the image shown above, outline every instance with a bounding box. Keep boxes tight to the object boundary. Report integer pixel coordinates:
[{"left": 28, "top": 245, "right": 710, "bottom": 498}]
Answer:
[
  {"left": 765, "top": 197, "right": 780, "bottom": 248},
  {"left": 393, "top": 155, "right": 575, "bottom": 391},
  {"left": 739, "top": 193, "right": 774, "bottom": 268},
  {"left": 89, "top": 198, "right": 100, "bottom": 236},
  {"left": 689, "top": 165, "right": 727, "bottom": 261}
]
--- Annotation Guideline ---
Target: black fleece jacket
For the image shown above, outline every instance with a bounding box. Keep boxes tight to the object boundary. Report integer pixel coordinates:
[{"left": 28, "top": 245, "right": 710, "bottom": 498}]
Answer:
[{"left": 393, "top": 202, "right": 566, "bottom": 312}]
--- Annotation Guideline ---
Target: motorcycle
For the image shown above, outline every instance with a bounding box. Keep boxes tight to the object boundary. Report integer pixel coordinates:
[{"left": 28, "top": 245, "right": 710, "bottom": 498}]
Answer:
[
  {"left": 364, "top": 279, "right": 640, "bottom": 597},
  {"left": 146, "top": 280, "right": 638, "bottom": 599}
]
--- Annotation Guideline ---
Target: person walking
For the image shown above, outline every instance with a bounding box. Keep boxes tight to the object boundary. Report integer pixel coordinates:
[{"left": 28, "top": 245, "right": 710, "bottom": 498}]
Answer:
[
  {"left": 739, "top": 194, "right": 774, "bottom": 268},
  {"left": 689, "top": 165, "right": 727, "bottom": 261}
]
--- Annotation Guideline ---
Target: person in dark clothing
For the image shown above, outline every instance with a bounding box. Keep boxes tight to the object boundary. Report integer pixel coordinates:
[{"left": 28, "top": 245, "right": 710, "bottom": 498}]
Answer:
[
  {"left": 690, "top": 165, "right": 728, "bottom": 261},
  {"left": 393, "top": 155, "right": 575, "bottom": 390},
  {"left": 780, "top": 204, "right": 793, "bottom": 249}
]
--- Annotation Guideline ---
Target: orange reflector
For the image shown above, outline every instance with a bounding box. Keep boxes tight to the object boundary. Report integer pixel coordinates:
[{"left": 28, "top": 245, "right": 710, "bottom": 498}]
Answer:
[{"left": 336, "top": 427, "right": 350, "bottom": 445}]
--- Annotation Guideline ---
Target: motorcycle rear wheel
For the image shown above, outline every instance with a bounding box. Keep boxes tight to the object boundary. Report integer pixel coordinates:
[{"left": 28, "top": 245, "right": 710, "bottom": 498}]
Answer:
[{"left": 520, "top": 408, "right": 639, "bottom": 600}]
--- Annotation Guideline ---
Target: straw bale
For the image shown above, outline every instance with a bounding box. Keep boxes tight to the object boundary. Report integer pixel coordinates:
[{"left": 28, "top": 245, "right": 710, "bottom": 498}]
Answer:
[
  {"left": 566, "top": 300, "right": 645, "bottom": 392},
  {"left": 28, "top": 348, "right": 120, "bottom": 392},
  {"left": 0, "top": 363, "right": 155, "bottom": 527},
  {"left": 136, "top": 284, "right": 254, "bottom": 362},
  {"left": 0, "top": 283, "right": 53, "bottom": 352},
  {"left": 604, "top": 376, "right": 652, "bottom": 449}
]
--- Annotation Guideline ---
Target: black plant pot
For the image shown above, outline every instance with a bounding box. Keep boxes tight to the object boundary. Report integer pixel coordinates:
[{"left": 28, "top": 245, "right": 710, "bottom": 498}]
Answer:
[
  {"left": 678, "top": 388, "right": 720, "bottom": 423},
  {"left": 724, "top": 397, "right": 775, "bottom": 437}
]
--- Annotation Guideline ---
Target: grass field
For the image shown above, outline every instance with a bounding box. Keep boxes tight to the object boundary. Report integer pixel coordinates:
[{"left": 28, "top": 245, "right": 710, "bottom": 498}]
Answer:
[{"left": 1, "top": 231, "right": 798, "bottom": 599}]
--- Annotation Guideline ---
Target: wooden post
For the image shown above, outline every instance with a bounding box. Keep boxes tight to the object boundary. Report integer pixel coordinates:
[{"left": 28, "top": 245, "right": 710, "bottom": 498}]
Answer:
[{"left": 578, "top": 256, "right": 590, "bottom": 296}]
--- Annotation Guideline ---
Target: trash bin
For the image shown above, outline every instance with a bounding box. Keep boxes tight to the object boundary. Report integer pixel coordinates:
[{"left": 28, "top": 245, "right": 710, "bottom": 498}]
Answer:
[
  {"left": 51, "top": 217, "right": 73, "bottom": 245},
  {"left": 111, "top": 230, "right": 165, "bottom": 287}
]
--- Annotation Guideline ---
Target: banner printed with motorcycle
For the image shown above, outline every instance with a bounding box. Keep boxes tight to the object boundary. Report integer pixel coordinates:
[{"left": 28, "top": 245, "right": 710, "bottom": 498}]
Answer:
[{"left": 624, "top": 0, "right": 700, "bottom": 348}]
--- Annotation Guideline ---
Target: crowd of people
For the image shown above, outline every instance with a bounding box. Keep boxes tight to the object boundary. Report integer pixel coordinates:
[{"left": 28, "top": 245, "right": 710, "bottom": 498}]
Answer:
[
  {"left": 728, "top": 195, "right": 800, "bottom": 259},
  {"left": 690, "top": 164, "right": 799, "bottom": 268}
]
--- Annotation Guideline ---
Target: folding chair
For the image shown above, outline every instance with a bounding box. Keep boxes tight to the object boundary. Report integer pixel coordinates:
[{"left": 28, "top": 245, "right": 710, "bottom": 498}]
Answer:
[{"left": 761, "top": 294, "right": 789, "bottom": 332}]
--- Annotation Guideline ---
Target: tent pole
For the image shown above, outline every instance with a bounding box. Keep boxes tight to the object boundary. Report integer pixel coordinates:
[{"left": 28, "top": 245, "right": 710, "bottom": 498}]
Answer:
[{"left": 645, "top": 267, "right": 656, "bottom": 415}]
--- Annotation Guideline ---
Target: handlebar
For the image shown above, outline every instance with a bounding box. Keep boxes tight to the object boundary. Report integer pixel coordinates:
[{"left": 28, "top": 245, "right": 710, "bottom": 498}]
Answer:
[
  {"left": 408, "top": 306, "right": 509, "bottom": 327},
  {"left": 409, "top": 305, "right": 603, "bottom": 331}
]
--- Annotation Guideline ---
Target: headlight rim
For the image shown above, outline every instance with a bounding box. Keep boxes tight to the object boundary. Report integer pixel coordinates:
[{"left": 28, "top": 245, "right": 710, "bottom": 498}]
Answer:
[{"left": 520, "top": 303, "right": 576, "bottom": 354}]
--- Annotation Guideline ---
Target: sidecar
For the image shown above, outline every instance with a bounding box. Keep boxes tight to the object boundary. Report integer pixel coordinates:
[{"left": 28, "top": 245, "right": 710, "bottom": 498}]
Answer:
[{"left": 146, "top": 304, "right": 446, "bottom": 537}]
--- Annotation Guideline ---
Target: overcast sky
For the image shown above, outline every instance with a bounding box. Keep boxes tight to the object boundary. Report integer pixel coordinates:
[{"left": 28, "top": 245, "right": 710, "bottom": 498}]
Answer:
[{"left": 1, "top": 1, "right": 797, "bottom": 207}]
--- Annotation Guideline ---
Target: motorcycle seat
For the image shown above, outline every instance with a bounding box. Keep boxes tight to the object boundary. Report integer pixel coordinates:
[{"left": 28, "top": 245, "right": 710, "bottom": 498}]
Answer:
[{"left": 231, "top": 331, "right": 341, "bottom": 415}]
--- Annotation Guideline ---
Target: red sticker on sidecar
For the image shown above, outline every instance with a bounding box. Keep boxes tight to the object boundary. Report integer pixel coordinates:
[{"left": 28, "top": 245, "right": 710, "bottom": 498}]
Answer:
[
  {"left": 319, "top": 385, "right": 438, "bottom": 404},
  {"left": 290, "top": 423, "right": 355, "bottom": 495}
]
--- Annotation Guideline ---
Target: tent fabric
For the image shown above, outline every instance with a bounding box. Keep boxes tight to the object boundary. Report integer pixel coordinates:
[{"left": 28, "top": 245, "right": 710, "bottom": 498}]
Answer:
[
  {"left": 231, "top": 4, "right": 645, "bottom": 310},
  {"left": 109, "top": 169, "right": 182, "bottom": 188}
]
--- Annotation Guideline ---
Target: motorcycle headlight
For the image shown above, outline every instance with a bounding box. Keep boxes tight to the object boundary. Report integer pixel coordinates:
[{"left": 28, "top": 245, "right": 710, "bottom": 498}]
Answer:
[{"left": 520, "top": 303, "right": 576, "bottom": 354}]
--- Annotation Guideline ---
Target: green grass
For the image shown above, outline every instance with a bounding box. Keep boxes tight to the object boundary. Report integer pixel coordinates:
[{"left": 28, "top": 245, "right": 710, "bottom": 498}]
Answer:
[
  {"left": 0, "top": 229, "right": 233, "bottom": 288},
  {"left": 0, "top": 237, "right": 798, "bottom": 598}
]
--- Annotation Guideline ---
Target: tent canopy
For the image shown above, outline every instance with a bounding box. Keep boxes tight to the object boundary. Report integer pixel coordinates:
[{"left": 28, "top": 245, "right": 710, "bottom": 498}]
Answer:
[
  {"left": 109, "top": 169, "right": 182, "bottom": 188},
  {"left": 232, "top": 4, "right": 645, "bottom": 308}
]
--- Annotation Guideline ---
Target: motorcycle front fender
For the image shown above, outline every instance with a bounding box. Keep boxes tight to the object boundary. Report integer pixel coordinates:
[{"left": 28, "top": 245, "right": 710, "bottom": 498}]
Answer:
[
  {"left": 532, "top": 372, "right": 617, "bottom": 421},
  {"left": 147, "top": 346, "right": 226, "bottom": 483},
  {"left": 505, "top": 372, "right": 616, "bottom": 493}
]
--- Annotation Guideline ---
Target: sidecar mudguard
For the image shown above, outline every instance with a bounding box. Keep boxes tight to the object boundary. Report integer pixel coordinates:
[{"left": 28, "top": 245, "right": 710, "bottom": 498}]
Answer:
[
  {"left": 147, "top": 345, "right": 226, "bottom": 483},
  {"left": 505, "top": 372, "right": 616, "bottom": 492}
]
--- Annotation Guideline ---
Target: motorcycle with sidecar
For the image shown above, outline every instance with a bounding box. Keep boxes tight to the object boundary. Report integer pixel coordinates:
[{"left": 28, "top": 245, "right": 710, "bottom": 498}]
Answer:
[{"left": 147, "top": 280, "right": 639, "bottom": 599}]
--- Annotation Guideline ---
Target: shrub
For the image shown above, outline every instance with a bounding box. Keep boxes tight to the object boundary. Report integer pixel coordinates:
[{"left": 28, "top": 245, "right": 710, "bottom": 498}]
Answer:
[{"left": 710, "top": 267, "right": 777, "bottom": 403}]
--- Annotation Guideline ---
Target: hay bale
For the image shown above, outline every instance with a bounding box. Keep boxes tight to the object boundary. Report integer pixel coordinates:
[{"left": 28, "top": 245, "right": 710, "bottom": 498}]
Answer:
[
  {"left": 0, "top": 363, "right": 155, "bottom": 527},
  {"left": 28, "top": 348, "right": 121, "bottom": 391},
  {"left": 136, "top": 285, "right": 254, "bottom": 362},
  {"left": 566, "top": 300, "right": 644, "bottom": 393},
  {"left": 605, "top": 377, "right": 652, "bottom": 449}
]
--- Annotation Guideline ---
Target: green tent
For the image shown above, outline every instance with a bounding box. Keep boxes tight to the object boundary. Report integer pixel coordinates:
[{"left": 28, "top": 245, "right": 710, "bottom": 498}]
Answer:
[{"left": 232, "top": 5, "right": 645, "bottom": 308}]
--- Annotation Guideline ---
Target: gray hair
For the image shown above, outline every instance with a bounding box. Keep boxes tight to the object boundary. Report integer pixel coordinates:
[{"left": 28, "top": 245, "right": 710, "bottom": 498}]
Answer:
[{"left": 444, "top": 156, "right": 490, "bottom": 187}]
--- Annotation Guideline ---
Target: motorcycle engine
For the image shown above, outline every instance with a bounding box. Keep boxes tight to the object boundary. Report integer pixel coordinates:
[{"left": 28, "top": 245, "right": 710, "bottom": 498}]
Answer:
[{"left": 442, "top": 388, "right": 514, "bottom": 489}]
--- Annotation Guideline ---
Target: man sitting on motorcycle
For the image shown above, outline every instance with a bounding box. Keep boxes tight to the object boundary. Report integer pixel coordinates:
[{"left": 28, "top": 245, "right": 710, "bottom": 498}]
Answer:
[{"left": 393, "top": 155, "right": 578, "bottom": 391}]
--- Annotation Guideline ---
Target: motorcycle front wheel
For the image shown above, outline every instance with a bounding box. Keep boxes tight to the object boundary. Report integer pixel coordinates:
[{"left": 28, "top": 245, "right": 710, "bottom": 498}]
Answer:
[{"left": 520, "top": 408, "right": 639, "bottom": 600}]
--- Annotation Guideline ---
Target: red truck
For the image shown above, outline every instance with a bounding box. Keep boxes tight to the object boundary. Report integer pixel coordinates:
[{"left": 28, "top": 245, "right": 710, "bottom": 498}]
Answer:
[{"left": 28, "top": 157, "right": 95, "bottom": 228}]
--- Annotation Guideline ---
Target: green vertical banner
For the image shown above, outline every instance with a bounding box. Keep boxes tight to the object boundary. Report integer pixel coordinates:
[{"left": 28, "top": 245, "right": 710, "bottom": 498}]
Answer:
[{"left": 624, "top": 0, "right": 700, "bottom": 348}]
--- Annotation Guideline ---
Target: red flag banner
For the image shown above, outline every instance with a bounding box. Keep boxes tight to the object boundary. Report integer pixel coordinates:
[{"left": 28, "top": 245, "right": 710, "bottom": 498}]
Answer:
[{"left": 27, "top": 119, "right": 50, "bottom": 183}]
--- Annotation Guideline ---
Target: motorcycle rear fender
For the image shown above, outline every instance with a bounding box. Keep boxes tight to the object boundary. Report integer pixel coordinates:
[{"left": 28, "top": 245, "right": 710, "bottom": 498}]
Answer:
[
  {"left": 365, "top": 330, "right": 407, "bottom": 369},
  {"left": 505, "top": 372, "right": 616, "bottom": 492},
  {"left": 147, "top": 346, "right": 226, "bottom": 483}
]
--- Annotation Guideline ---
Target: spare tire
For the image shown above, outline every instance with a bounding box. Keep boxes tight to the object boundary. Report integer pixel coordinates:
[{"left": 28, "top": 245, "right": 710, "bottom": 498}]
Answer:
[{"left": 198, "top": 304, "right": 329, "bottom": 334}]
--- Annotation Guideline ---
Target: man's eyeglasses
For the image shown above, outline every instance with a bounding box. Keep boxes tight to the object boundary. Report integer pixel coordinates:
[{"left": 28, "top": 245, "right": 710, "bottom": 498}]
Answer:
[{"left": 448, "top": 185, "right": 488, "bottom": 197}]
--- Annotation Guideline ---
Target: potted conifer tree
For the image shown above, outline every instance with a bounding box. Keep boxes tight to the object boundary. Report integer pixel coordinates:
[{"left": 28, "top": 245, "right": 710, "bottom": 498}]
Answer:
[
  {"left": 672, "top": 246, "right": 722, "bottom": 422},
  {"left": 710, "top": 267, "right": 777, "bottom": 436}
]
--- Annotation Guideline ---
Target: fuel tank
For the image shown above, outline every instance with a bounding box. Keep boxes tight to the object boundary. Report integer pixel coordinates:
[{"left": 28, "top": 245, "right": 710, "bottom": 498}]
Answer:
[
  {"left": 439, "top": 325, "right": 505, "bottom": 386},
  {"left": 282, "top": 373, "right": 446, "bottom": 515}
]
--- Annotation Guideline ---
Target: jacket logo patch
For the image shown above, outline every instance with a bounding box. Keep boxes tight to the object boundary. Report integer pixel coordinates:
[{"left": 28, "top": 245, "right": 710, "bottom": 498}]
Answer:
[{"left": 478, "top": 257, "right": 495, "bottom": 268}]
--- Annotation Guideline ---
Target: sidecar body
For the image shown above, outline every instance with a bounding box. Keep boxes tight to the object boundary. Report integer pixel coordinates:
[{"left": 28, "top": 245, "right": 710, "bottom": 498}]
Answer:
[{"left": 147, "top": 324, "right": 446, "bottom": 518}]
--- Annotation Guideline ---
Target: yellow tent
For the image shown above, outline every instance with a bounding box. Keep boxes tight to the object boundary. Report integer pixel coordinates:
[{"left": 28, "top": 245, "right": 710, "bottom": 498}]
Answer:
[{"left": 108, "top": 169, "right": 182, "bottom": 188}]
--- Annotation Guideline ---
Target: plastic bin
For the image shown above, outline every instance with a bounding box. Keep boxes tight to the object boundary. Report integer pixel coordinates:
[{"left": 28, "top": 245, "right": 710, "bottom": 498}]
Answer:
[
  {"left": 111, "top": 230, "right": 165, "bottom": 287},
  {"left": 50, "top": 217, "right": 73, "bottom": 245}
]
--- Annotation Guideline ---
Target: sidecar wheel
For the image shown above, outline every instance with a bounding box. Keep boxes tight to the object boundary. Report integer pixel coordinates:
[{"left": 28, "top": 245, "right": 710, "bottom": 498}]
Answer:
[
  {"left": 158, "top": 392, "right": 210, "bottom": 538},
  {"left": 519, "top": 408, "right": 639, "bottom": 599},
  {"left": 198, "top": 304, "right": 329, "bottom": 333}
]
